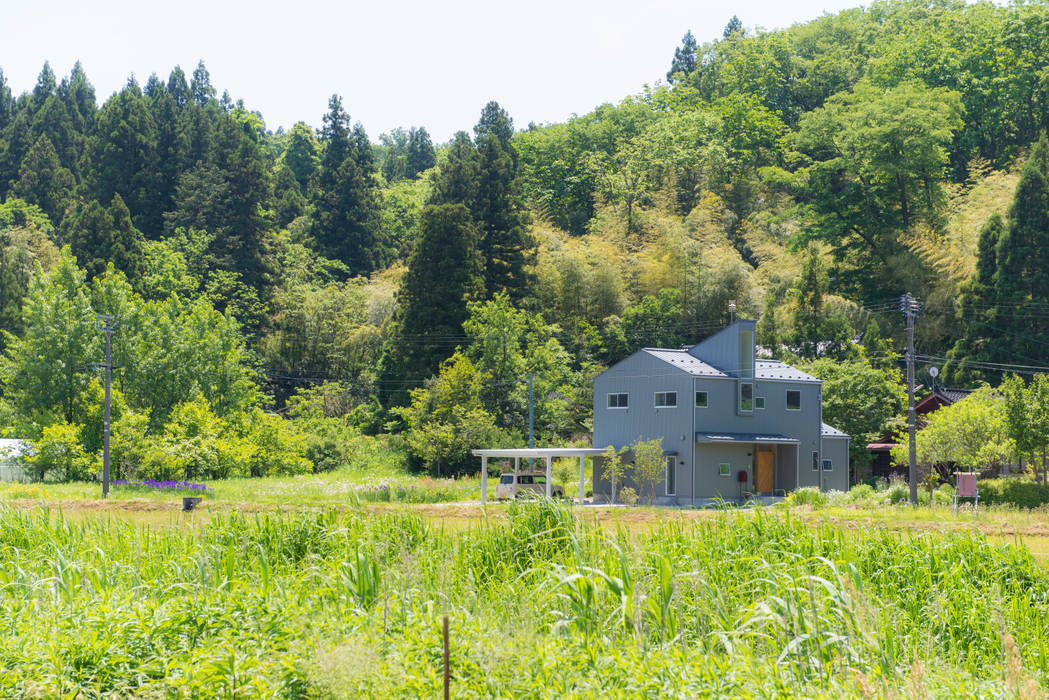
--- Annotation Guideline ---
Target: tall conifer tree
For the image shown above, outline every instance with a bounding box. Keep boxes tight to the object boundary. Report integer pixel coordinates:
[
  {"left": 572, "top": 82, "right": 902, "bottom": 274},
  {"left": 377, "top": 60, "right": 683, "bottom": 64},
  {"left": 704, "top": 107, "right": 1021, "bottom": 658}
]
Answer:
[
  {"left": 949, "top": 136, "right": 1049, "bottom": 379},
  {"left": 310, "top": 95, "right": 385, "bottom": 274},
  {"left": 12, "top": 135, "right": 74, "bottom": 225},
  {"left": 62, "top": 194, "right": 145, "bottom": 280},
  {"left": 384, "top": 203, "right": 483, "bottom": 380},
  {"left": 471, "top": 101, "right": 534, "bottom": 301}
]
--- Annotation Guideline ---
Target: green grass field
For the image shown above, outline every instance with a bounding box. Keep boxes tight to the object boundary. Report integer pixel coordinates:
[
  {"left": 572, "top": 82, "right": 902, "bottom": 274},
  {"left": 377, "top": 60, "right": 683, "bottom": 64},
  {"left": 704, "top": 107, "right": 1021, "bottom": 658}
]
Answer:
[{"left": 0, "top": 490, "right": 1048, "bottom": 698}]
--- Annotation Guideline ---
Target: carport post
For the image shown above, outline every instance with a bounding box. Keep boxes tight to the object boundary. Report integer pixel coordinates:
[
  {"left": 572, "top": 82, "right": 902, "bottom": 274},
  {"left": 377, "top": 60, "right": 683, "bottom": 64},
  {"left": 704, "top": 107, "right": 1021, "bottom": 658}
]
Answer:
[
  {"left": 578, "top": 455, "right": 585, "bottom": 504},
  {"left": 481, "top": 455, "right": 487, "bottom": 505},
  {"left": 545, "top": 455, "right": 552, "bottom": 498}
]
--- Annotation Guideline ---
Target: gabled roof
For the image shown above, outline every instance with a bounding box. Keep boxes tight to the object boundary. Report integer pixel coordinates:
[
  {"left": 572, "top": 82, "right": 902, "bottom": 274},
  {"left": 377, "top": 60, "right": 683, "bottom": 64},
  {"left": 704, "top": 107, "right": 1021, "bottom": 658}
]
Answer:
[
  {"left": 935, "top": 387, "right": 972, "bottom": 404},
  {"left": 756, "top": 360, "right": 820, "bottom": 383},
  {"left": 637, "top": 349, "right": 820, "bottom": 383},
  {"left": 642, "top": 349, "right": 727, "bottom": 377},
  {"left": 821, "top": 422, "right": 849, "bottom": 438}
]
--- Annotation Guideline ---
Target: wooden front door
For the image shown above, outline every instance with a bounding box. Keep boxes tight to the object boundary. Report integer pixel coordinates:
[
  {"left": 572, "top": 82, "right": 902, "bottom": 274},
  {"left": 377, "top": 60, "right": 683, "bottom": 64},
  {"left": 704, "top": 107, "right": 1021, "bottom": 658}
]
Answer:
[{"left": 756, "top": 450, "right": 774, "bottom": 493}]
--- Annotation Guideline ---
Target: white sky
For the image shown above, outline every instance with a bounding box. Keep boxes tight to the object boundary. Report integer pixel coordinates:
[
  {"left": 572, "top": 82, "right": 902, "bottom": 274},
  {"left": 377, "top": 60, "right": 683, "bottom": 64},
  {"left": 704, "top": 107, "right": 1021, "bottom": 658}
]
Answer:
[{"left": 3, "top": 0, "right": 868, "bottom": 142}]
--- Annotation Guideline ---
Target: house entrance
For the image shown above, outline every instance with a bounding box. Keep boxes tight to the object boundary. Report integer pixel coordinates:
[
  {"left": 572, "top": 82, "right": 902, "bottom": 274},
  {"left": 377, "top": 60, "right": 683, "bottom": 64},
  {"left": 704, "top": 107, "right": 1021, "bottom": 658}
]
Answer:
[{"left": 755, "top": 448, "right": 774, "bottom": 494}]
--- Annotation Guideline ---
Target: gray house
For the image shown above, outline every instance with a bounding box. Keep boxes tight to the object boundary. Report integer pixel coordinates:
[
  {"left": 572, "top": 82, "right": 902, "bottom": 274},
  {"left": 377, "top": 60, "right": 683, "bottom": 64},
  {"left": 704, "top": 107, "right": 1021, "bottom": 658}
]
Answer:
[{"left": 592, "top": 320, "right": 849, "bottom": 504}]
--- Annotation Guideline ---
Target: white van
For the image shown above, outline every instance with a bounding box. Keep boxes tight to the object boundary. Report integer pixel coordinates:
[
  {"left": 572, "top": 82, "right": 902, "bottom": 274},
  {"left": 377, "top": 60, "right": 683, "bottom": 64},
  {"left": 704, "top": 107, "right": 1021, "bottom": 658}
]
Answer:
[{"left": 495, "top": 471, "right": 564, "bottom": 499}]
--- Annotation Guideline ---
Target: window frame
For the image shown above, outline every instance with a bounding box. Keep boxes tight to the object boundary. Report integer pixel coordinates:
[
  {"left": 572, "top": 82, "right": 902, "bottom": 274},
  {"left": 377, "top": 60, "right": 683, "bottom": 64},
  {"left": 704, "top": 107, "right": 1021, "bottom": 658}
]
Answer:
[
  {"left": 739, "top": 382, "right": 754, "bottom": 413},
  {"left": 786, "top": 390, "right": 802, "bottom": 411},
  {"left": 821, "top": 458, "right": 833, "bottom": 472},
  {"left": 665, "top": 456, "right": 676, "bottom": 496},
  {"left": 719, "top": 462, "right": 731, "bottom": 477},
  {"left": 812, "top": 451, "right": 819, "bottom": 472},
  {"left": 755, "top": 396, "right": 765, "bottom": 410},
  {"left": 607, "top": 392, "right": 629, "bottom": 409},
  {"left": 695, "top": 390, "right": 708, "bottom": 408},
  {"left": 654, "top": 391, "right": 678, "bottom": 408}
]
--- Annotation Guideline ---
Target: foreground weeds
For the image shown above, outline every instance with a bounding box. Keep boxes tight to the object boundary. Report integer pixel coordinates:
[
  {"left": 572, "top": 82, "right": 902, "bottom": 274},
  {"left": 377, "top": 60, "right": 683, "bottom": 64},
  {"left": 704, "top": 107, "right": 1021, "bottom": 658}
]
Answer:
[{"left": 0, "top": 501, "right": 1045, "bottom": 697}]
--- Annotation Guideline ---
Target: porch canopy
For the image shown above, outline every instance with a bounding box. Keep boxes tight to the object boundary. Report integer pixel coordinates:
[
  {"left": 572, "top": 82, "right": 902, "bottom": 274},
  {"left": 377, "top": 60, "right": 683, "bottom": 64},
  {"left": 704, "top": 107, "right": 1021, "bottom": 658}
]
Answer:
[
  {"left": 696, "top": 432, "right": 799, "bottom": 444},
  {"left": 471, "top": 448, "right": 606, "bottom": 504}
]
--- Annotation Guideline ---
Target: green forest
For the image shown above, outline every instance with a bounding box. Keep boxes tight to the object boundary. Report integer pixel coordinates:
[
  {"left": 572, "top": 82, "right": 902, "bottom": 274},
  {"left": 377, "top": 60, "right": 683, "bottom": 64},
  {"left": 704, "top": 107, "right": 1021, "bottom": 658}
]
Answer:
[{"left": 3, "top": 0, "right": 1049, "bottom": 482}]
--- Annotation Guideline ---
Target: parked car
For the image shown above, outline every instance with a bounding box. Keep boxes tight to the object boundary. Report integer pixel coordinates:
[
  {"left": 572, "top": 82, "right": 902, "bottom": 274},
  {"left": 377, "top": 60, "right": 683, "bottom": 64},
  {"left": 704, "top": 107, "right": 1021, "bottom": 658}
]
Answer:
[{"left": 496, "top": 471, "right": 564, "bottom": 499}]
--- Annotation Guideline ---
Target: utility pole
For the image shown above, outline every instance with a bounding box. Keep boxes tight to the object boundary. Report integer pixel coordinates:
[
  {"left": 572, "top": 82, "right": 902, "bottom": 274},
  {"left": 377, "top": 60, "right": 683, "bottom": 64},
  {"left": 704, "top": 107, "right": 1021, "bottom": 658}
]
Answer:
[
  {"left": 97, "top": 314, "right": 116, "bottom": 498},
  {"left": 528, "top": 372, "right": 534, "bottom": 470},
  {"left": 900, "top": 294, "right": 919, "bottom": 507}
]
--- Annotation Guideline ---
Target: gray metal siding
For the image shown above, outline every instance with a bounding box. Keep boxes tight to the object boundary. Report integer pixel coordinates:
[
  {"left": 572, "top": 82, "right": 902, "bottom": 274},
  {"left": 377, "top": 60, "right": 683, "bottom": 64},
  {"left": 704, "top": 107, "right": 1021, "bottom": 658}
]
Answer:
[
  {"left": 687, "top": 319, "right": 756, "bottom": 375},
  {"left": 820, "top": 437, "right": 850, "bottom": 491},
  {"left": 593, "top": 351, "right": 694, "bottom": 502}
]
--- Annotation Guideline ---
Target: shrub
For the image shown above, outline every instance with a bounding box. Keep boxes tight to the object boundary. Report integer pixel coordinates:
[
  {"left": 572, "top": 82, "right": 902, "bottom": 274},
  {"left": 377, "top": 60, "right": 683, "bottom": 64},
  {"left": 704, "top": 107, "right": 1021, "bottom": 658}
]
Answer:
[
  {"left": 846, "top": 483, "right": 875, "bottom": 503},
  {"left": 138, "top": 447, "right": 186, "bottom": 481},
  {"left": 27, "top": 423, "right": 94, "bottom": 481},
  {"left": 887, "top": 483, "right": 909, "bottom": 504},
  {"left": 246, "top": 411, "right": 311, "bottom": 477},
  {"left": 978, "top": 478, "right": 1049, "bottom": 509},
  {"left": 786, "top": 487, "right": 826, "bottom": 507},
  {"left": 618, "top": 486, "right": 639, "bottom": 506}
]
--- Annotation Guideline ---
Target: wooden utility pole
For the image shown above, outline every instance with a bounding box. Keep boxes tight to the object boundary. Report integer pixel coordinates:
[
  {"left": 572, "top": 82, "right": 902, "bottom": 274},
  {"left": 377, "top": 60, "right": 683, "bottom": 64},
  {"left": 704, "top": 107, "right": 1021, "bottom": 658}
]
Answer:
[
  {"left": 900, "top": 294, "right": 919, "bottom": 506},
  {"left": 97, "top": 314, "right": 116, "bottom": 498}
]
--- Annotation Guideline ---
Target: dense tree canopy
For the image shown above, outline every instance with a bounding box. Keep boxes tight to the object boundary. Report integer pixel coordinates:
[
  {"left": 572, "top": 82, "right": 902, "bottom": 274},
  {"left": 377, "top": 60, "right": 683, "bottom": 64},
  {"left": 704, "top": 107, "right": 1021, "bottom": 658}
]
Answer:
[{"left": 4, "top": 1, "right": 1049, "bottom": 484}]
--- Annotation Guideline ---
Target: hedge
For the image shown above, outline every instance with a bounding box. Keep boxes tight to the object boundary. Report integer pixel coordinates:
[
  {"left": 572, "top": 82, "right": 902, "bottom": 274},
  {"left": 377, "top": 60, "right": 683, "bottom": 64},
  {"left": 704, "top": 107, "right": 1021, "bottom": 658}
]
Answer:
[{"left": 976, "top": 478, "right": 1049, "bottom": 509}]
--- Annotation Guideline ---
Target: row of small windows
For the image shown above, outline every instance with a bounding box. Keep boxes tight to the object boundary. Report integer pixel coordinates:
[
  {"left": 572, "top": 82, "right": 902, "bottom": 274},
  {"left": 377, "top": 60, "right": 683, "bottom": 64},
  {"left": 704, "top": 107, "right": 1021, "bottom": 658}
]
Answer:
[
  {"left": 714, "top": 455, "right": 833, "bottom": 477},
  {"left": 608, "top": 389, "right": 800, "bottom": 410}
]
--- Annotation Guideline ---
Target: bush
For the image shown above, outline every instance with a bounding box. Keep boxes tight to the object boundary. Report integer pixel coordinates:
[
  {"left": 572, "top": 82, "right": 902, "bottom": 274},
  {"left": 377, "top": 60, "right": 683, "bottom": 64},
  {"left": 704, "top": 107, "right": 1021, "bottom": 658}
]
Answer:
[
  {"left": 786, "top": 487, "right": 826, "bottom": 507},
  {"left": 845, "top": 483, "right": 875, "bottom": 503},
  {"left": 618, "top": 486, "right": 638, "bottom": 506},
  {"left": 887, "top": 483, "right": 909, "bottom": 504},
  {"left": 978, "top": 478, "right": 1049, "bottom": 509},
  {"left": 27, "top": 423, "right": 94, "bottom": 481}
]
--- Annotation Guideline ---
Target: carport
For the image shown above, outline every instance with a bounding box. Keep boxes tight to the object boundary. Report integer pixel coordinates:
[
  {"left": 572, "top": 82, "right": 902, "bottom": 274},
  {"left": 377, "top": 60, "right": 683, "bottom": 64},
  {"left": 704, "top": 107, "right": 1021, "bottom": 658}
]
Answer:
[{"left": 471, "top": 448, "right": 606, "bottom": 504}]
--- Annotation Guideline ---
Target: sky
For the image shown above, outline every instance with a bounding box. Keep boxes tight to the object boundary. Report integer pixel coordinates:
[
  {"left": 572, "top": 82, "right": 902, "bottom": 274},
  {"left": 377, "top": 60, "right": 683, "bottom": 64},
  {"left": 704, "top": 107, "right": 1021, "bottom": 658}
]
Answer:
[{"left": 2, "top": 0, "right": 869, "bottom": 142}]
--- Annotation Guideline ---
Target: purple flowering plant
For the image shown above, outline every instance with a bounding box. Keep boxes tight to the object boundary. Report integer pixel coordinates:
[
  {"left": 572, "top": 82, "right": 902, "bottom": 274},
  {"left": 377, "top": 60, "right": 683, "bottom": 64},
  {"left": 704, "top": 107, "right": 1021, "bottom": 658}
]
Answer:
[{"left": 112, "top": 479, "right": 207, "bottom": 492}]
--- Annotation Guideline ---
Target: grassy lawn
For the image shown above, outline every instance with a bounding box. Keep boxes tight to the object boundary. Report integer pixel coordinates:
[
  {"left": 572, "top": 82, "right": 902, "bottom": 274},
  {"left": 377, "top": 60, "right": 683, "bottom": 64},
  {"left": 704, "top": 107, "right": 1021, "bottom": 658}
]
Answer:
[{"left": 0, "top": 498, "right": 1047, "bottom": 697}]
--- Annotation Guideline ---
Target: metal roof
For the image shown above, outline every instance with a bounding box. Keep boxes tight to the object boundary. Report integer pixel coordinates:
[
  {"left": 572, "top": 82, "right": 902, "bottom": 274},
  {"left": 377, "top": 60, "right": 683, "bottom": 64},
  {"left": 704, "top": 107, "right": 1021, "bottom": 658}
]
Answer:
[
  {"left": 821, "top": 422, "right": 849, "bottom": 438},
  {"left": 755, "top": 360, "right": 820, "bottom": 382},
  {"left": 696, "top": 432, "right": 800, "bottom": 444},
  {"left": 642, "top": 349, "right": 727, "bottom": 377},
  {"left": 471, "top": 448, "right": 606, "bottom": 458}
]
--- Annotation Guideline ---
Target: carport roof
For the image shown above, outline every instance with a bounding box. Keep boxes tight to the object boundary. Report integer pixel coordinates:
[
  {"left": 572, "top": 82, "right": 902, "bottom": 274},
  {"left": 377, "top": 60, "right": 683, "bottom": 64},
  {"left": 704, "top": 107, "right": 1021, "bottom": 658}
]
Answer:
[
  {"left": 471, "top": 448, "right": 606, "bottom": 458},
  {"left": 696, "top": 432, "right": 800, "bottom": 445}
]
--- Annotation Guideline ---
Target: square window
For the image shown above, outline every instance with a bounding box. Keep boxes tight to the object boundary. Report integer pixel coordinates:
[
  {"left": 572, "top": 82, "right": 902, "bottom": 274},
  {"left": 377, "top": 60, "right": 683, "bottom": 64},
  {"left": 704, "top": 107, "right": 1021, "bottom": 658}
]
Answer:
[
  {"left": 755, "top": 397, "right": 765, "bottom": 409},
  {"left": 607, "top": 393, "right": 628, "bottom": 409},
  {"left": 719, "top": 463, "right": 731, "bottom": 477},
  {"left": 821, "top": 459, "right": 833, "bottom": 472},
  {"left": 787, "top": 390, "right": 802, "bottom": 410},
  {"left": 695, "top": 391, "right": 708, "bottom": 408},
  {"left": 665, "top": 456, "right": 676, "bottom": 495},
  {"left": 655, "top": 391, "right": 678, "bottom": 408}
]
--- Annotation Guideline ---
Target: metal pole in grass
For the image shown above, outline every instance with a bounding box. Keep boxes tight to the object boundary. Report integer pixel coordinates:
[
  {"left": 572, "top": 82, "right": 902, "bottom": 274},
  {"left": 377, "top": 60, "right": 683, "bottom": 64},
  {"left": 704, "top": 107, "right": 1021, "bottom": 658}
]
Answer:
[
  {"left": 96, "top": 314, "right": 116, "bottom": 498},
  {"left": 442, "top": 615, "right": 450, "bottom": 700},
  {"left": 900, "top": 294, "right": 920, "bottom": 507}
]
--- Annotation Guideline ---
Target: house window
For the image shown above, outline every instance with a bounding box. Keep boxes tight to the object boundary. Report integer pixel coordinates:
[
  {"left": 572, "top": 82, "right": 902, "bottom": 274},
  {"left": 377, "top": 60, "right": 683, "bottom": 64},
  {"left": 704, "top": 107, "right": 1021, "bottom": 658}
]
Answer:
[
  {"left": 787, "top": 390, "right": 802, "bottom": 411},
  {"left": 665, "top": 456, "right": 676, "bottom": 495},
  {"left": 755, "top": 397, "right": 765, "bottom": 409},
  {"left": 695, "top": 391, "right": 708, "bottom": 408},
  {"left": 821, "top": 459, "right": 833, "bottom": 472},
  {"left": 739, "top": 329, "right": 754, "bottom": 379},
  {"left": 739, "top": 382, "right": 754, "bottom": 413},
  {"left": 719, "top": 463, "right": 731, "bottom": 477},
  {"left": 655, "top": 391, "right": 677, "bottom": 408},
  {"left": 607, "top": 393, "right": 628, "bottom": 409},
  {"left": 812, "top": 452, "right": 819, "bottom": 471}
]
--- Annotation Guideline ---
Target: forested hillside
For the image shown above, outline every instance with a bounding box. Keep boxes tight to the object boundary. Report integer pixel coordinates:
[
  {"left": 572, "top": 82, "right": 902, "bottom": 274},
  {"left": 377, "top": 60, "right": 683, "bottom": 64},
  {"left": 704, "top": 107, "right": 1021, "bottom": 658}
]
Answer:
[{"left": 3, "top": 0, "right": 1049, "bottom": 480}]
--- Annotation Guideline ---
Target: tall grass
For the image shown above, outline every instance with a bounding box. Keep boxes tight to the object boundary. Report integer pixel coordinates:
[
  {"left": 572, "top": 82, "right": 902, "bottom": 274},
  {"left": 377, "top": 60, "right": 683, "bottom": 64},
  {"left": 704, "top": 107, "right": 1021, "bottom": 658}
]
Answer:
[{"left": 0, "top": 501, "right": 1044, "bottom": 696}]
